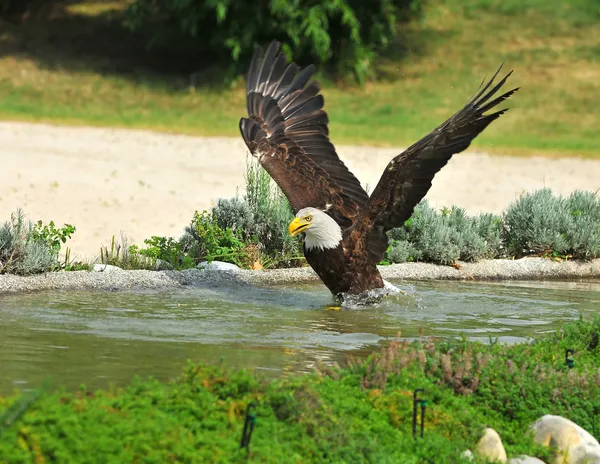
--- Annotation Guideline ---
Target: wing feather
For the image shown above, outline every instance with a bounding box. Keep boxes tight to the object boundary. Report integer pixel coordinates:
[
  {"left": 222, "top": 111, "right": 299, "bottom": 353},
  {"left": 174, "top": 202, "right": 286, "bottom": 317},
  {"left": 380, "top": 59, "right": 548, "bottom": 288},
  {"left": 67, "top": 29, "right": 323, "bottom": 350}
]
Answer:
[
  {"left": 354, "top": 66, "right": 519, "bottom": 263},
  {"left": 239, "top": 41, "right": 368, "bottom": 227}
]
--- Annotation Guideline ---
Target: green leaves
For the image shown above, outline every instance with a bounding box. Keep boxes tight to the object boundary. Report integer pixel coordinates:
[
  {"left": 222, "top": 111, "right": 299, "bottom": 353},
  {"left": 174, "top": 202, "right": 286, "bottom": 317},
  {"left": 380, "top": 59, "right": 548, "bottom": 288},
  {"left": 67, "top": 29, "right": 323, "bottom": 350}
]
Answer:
[{"left": 124, "top": 0, "right": 422, "bottom": 83}]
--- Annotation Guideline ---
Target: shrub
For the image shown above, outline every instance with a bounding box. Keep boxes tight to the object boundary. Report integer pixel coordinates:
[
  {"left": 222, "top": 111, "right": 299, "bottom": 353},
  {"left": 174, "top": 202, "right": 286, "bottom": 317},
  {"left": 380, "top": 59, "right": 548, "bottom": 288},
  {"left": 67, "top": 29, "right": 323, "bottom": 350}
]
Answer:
[
  {"left": 181, "top": 211, "right": 250, "bottom": 267},
  {"left": 124, "top": 0, "right": 423, "bottom": 82},
  {"left": 564, "top": 190, "right": 600, "bottom": 259},
  {"left": 0, "top": 209, "right": 57, "bottom": 275},
  {"left": 385, "top": 202, "right": 504, "bottom": 265},
  {"left": 133, "top": 235, "right": 194, "bottom": 270},
  {"left": 504, "top": 188, "right": 600, "bottom": 259},
  {"left": 210, "top": 158, "right": 303, "bottom": 268}
]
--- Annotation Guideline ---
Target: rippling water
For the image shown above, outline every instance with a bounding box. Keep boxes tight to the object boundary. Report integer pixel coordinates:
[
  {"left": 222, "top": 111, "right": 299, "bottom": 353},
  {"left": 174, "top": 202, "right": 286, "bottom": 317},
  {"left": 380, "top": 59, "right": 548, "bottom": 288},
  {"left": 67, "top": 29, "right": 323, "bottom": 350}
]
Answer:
[{"left": 1, "top": 279, "right": 598, "bottom": 394}]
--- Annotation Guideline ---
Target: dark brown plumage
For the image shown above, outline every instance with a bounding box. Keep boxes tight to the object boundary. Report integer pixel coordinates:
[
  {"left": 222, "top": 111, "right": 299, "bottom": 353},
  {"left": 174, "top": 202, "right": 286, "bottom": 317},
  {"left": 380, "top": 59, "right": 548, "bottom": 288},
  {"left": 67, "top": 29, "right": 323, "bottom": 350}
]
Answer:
[{"left": 239, "top": 40, "right": 518, "bottom": 300}]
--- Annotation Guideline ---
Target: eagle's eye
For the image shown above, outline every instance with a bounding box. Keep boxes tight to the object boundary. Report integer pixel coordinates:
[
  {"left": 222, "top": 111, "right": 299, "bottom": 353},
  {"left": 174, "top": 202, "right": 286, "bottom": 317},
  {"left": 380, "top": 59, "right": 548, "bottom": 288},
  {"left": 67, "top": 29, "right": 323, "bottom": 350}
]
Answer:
[{"left": 305, "top": 215, "right": 312, "bottom": 222}]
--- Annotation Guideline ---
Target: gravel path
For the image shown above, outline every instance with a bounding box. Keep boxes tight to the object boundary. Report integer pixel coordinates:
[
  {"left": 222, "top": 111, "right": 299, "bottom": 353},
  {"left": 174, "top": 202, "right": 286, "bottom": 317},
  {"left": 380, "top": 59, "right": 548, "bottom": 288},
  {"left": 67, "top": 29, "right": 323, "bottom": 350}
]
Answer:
[{"left": 1, "top": 258, "right": 598, "bottom": 295}]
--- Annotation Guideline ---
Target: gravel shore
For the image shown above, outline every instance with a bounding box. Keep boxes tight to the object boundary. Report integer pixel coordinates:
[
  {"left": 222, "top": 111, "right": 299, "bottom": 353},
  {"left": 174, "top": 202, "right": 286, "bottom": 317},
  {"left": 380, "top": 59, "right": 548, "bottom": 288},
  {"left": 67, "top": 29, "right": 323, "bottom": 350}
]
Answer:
[{"left": 1, "top": 257, "right": 598, "bottom": 295}]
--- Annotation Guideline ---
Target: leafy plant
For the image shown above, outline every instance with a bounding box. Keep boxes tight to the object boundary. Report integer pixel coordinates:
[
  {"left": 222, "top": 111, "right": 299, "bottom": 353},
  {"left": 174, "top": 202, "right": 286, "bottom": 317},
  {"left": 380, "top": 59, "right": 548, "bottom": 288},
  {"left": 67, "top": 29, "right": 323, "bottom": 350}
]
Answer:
[
  {"left": 0, "top": 209, "right": 58, "bottom": 275},
  {"left": 133, "top": 236, "right": 195, "bottom": 270},
  {"left": 212, "top": 157, "right": 304, "bottom": 268},
  {"left": 182, "top": 211, "right": 249, "bottom": 267},
  {"left": 31, "top": 220, "right": 76, "bottom": 256},
  {"left": 124, "top": 0, "right": 423, "bottom": 83}
]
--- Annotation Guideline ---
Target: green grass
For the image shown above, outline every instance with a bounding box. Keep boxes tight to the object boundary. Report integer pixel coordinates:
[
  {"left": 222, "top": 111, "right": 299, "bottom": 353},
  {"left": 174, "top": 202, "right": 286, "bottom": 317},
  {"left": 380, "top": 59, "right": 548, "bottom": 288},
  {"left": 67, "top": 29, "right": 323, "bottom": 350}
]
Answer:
[
  {"left": 1, "top": 317, "right": 599, "bottom": 462},
  {"left": 0, "top": 0, "right": 599, "bottom": 156}
]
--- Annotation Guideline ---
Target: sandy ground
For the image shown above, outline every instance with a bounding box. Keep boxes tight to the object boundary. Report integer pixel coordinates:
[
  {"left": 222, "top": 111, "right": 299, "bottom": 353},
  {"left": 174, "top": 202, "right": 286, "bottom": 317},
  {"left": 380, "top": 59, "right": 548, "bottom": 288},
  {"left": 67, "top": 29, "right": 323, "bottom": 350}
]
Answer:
[{"left": 2, "top": 121, "right": 599, "bottom": 260}]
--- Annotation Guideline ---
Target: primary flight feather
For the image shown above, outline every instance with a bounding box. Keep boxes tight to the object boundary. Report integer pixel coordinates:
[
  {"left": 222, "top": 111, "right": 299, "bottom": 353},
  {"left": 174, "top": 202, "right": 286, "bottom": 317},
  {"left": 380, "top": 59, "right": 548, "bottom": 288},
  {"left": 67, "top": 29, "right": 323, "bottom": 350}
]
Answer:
[{"left": 239, "top": 40, "right": 518, "bottom": 301}]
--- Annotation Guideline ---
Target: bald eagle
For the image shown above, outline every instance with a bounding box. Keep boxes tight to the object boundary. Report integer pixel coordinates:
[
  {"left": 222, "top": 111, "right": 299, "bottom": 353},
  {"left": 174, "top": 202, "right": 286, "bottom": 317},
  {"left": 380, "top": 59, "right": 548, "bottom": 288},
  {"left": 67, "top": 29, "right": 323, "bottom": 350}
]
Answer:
[{"left": 239, "top": 40, "right": 518, "bottom": 301}]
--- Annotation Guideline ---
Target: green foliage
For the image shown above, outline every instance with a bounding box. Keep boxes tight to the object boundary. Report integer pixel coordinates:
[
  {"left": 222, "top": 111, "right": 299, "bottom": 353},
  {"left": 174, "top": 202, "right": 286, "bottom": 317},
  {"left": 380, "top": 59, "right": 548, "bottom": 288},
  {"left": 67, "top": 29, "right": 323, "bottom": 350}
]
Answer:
[
  {"left": 181, "top": 211, "right": 249, "bottom": 267},
  {"left": 504, "top": 188, "right": 600, "bottom": 259},
  {"left": 31, "top": 220, "right": 76, "bottom": 256},
  {"left": 2, "top": 318, "right": 599, "bottom": 462},
  {"left": 385, "top": 201, "right": 505, "bottom": 265},
  {"left": 211, "top": 157, "right": 304, "bottom": 268},
  {"left": 0, "top": 210, "right": 59, "bottom": 275},
  {"left": 132, "top": 236, "right": 194, "bottom": 270},
  {"left": 124, "top": 0, "right": 422, "bottom": 82}
]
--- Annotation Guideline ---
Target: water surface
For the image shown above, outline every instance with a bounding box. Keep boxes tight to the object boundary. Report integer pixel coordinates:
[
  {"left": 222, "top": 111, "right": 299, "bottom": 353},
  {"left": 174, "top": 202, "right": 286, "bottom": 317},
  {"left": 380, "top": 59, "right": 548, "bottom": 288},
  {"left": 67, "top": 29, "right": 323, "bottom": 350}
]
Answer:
[{"left": 1, "top": 279, "right": 599, "bottom": 394}]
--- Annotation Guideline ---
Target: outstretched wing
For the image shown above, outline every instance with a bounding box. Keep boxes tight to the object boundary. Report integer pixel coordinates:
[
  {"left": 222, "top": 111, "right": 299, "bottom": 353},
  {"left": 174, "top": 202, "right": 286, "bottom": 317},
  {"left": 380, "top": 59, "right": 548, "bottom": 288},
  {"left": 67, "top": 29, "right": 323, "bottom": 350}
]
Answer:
[
  {"left": 239, "top": 40, "right": 369, "bottom": 228},
  {"left": 355, "top": 66, "right": 519, "bottom": 262}
]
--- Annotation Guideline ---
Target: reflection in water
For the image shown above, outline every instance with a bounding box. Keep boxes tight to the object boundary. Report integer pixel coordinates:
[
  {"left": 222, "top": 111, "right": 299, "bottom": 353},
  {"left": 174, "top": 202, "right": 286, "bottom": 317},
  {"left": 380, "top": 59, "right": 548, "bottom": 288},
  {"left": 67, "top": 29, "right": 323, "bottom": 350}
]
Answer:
[{"left": 0, "top": 279, "right": 598, "bottom": 394}]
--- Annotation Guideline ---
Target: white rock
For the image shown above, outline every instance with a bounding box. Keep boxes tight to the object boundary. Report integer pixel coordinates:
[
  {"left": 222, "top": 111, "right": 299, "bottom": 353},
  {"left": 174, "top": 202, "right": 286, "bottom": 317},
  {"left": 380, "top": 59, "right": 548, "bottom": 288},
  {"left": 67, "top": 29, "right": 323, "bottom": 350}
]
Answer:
[
  {"left": 476, "top": 428, "right": 507, "bottom": 463},
  {"left": 461, "top": 449, "right": 474, "bottom": 461},
  {"left": 530, "top": 415, "right": 600, "bottom": 464},
  {"left": 508, "top": 456, "right": 547, "bottom": 464},
  {"left": 197, "top": 260, "right": 240, "bottom": 271},
  {"left": 92, "top": 264, "right": 123, "bottom": 272}
]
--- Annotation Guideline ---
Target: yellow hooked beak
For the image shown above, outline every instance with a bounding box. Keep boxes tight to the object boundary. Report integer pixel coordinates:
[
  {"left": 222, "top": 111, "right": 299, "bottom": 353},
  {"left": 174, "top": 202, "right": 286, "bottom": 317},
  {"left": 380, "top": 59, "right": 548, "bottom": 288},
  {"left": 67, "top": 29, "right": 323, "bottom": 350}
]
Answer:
[{"left": 289, "top": 217, "right": 311, "bottom": 237}]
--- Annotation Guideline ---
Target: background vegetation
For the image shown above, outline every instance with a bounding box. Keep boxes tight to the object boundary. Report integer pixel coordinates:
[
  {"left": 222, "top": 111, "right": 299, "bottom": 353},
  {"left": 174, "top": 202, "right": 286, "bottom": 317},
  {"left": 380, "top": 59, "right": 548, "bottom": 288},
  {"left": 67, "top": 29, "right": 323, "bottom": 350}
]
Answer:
[
  {"left": 3, "top": 165, "right": 599, "bottom": 275},
  {"left": 1, "top": 317, "right": 598, "bottom": 462},
  {"left": 0, "top": 0, "right": 599, "bottom": 154}
]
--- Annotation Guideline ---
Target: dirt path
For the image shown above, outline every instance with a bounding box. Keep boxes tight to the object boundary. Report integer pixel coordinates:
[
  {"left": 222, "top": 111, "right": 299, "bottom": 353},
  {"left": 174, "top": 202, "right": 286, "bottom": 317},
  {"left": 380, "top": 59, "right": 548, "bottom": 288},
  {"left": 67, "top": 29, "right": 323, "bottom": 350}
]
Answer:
[{"left": 2, "top": 121, "right": 599, "bottom": 259}]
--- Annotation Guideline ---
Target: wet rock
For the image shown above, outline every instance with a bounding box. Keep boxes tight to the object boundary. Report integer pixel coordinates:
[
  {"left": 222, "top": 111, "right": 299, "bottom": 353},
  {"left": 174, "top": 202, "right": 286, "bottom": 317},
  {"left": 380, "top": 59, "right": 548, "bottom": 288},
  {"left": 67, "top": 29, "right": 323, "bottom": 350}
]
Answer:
[
  {"left": 93, "top": 264, "right": 123, "bottom": 272},
  {"left": 530, "top": 415, "right": 600, "bottom": 464},
  {"left": 197, "top": 260, "right": 240, "bottom": 271},
  {"left": 476, "top": 428, "right": 507, "bottom": 463},
  {"left": 508, "top": 456, "right": 547, "bottom": 464}
]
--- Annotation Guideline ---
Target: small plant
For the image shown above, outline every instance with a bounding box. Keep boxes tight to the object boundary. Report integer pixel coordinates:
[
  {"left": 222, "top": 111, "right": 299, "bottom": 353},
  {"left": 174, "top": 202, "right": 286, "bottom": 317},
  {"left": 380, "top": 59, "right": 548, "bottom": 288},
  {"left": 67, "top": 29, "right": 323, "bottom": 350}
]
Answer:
[
  {"left": 99, "top": 234, "right": 156, "bottom": 270},
  {"left": 31, "top": 220, "right": 76, "bottom": 256},
  {"left": 182, "top": 211, "right": 249, "bottom": 267},
  {"left": 134, "top": 236, "right": 195, "bottom": 270},
  {"left": 0, "top": 209, "right": 58, "bottom": 275},
  {"left": 210, "top": 157, "right": 304, "bottom": 268}
]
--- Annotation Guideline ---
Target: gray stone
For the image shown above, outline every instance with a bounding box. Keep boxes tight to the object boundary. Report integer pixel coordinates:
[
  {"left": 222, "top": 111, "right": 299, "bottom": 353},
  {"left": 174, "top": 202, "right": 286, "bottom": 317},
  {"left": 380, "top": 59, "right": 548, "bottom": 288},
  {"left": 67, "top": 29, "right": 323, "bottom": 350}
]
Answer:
[
  {"left": 476, "top": 428, "right": 507, "bottom": 463},
  {"left": 530, "top": 415, "right": 600, "bottom": 464}
]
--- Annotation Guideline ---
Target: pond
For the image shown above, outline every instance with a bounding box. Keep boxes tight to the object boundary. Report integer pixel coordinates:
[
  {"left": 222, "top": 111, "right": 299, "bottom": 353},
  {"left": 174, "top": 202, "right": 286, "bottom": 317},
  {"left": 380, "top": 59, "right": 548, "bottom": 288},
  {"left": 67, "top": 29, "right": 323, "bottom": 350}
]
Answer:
[{"left": 1, "top": 279, "right": 599, "bottom": 395}]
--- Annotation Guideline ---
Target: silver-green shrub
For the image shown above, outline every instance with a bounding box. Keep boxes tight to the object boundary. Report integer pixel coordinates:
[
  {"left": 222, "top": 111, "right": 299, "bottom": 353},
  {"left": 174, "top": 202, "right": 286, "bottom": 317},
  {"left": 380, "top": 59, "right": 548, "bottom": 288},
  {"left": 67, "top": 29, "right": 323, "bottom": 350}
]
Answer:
[
  {"left": 386, "top": 239, "right": 422, "bottom": 264},
  {"left": 0, "top": 209, "right": 57, "bottom": 275},
  {"left": 386, "top": 201, "right": 504, "bottom": 265},
  {"left": 565, "top": 190, "right": 600, "bottom": 259},
  {"left": 504, "top": 188, "right": 600, "bottom": 259},
  {"left": 474, "top": 213, "right": 505, "bottom": 259}
]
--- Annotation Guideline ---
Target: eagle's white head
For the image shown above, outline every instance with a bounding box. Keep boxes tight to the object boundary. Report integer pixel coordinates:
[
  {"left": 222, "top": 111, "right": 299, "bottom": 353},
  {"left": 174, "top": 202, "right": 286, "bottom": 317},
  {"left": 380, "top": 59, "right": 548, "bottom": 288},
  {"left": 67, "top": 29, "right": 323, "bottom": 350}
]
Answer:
[{"left": 288, "top": 207, "right": 342, "bottom": 251}]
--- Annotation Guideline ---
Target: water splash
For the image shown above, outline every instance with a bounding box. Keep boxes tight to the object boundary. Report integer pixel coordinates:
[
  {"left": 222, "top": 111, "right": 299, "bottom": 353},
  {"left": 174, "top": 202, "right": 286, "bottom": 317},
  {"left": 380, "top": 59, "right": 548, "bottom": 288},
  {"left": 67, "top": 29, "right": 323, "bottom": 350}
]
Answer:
[{"left": 339, "top": 280, "right": 409, "bottom": 309}]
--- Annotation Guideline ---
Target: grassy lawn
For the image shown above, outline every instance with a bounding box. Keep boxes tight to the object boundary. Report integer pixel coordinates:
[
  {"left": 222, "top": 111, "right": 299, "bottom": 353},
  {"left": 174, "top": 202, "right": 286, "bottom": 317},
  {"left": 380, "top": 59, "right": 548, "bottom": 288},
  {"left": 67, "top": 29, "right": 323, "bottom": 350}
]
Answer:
[{"left": 0, "top": 0, "right": 599, "bottom": 156}]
